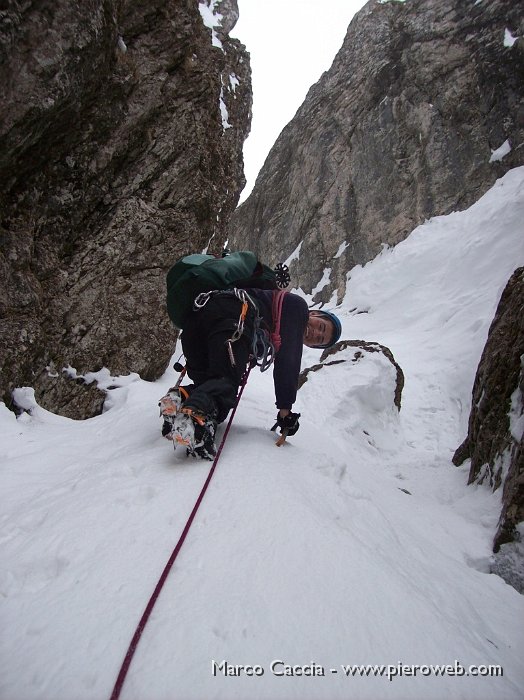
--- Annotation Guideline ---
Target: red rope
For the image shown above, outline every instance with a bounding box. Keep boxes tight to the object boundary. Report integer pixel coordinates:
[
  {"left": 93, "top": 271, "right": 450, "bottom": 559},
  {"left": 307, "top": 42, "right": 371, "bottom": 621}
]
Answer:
[{"left": 109, "top": 366, "right": 251, "bottom": 700}]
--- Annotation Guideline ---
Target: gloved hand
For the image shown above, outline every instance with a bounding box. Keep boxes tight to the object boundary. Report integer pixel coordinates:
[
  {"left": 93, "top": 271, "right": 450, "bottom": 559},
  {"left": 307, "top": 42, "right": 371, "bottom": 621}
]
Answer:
[{"left": 271, "top": 411, "right": 301, "bottom": 436}]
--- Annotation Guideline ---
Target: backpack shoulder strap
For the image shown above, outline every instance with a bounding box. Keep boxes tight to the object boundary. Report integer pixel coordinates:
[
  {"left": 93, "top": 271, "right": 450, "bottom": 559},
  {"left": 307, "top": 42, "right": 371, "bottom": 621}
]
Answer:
[{"left": 270, "top": 289, "right": 288, "bottom": 353}]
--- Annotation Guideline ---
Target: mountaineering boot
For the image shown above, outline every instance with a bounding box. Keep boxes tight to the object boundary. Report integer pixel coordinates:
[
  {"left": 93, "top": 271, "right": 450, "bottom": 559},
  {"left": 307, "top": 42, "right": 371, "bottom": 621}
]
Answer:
[
  {"left": 171, "top": 407, "right": 217, "bottom": 460},
  {"left": 193, "top": 412, "right": 218, "bottom": 460},
  {"left": 158, "top": 387, "right": 188, "bottom": 439}
]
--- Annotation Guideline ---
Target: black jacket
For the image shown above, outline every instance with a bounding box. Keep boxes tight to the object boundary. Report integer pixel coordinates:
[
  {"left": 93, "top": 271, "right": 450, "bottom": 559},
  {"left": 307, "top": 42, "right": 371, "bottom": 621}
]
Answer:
[{"left": 246, "top": 289, "right": 309, "bottom": 410}]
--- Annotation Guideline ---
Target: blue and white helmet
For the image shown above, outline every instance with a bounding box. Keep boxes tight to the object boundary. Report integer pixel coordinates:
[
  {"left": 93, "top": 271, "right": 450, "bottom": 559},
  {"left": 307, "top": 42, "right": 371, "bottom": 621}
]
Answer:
[{"left": 313, "top": 310, "right": 342, "bottom": 348}]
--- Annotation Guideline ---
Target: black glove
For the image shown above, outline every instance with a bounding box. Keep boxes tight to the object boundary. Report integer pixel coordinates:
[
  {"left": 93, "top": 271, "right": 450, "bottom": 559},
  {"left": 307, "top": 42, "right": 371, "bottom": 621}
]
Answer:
[{"left": 271, "top": 411, "right": 301, "bottom": 436}]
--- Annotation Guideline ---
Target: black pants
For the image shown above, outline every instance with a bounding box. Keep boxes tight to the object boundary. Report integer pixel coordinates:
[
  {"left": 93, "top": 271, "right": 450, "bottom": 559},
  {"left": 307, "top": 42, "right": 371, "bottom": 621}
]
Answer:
[{"left": 181, "top": 294, "right": 255, "bottom": 423}]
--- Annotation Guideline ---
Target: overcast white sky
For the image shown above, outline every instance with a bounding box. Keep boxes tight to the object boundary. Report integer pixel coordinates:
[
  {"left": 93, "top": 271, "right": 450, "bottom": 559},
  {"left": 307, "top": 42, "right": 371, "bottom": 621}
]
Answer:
[{"left": 230, "top": 0, "right": 368, "bottom": 201}]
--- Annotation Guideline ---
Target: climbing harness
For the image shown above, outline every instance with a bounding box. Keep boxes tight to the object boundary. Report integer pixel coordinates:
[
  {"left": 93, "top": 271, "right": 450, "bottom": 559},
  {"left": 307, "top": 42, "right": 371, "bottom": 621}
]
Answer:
[
  {"left": 194, "top": 288, "right": 255, "bottom": 368},
  {"left": 192, "top": 287, "right": 279, "bottom": 372},
  {"left": 109, "top": 365, "right": 252, "bottom": 700}
]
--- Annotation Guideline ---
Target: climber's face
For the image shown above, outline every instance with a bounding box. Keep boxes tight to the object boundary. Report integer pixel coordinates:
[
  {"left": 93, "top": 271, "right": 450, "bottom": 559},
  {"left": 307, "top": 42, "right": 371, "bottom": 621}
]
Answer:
[{"left": 304, "top": 311, "right": 335, "bottom": 348}]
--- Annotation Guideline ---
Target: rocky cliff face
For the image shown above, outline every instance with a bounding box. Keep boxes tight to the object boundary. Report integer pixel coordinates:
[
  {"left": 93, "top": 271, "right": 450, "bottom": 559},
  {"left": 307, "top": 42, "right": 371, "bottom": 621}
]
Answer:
[
  {"left": 453, "top": 267, "right": 524, "bottom": 588},
  {"left": 229, "top": 0, "right": 523, "bottom": 303},
  {"left": 0, "top": 0, "right": 251, "bottom": 418}
]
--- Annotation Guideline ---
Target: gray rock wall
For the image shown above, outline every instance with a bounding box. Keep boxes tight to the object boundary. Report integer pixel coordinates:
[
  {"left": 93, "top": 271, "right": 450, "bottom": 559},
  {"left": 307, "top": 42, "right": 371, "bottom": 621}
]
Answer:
[
  {"left": 453, "top": 267, "right": 524, "bottom": 559},
  {"left": 229, "top": 0, "right": 524, "bottom": 303},
  {"left": 0, "top": 0, "right": 251, "bottom": 417}
]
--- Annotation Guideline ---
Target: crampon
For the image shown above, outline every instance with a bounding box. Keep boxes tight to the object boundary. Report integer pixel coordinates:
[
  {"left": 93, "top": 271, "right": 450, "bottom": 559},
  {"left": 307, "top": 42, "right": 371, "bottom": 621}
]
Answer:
[{"left": 171, "top": 408, "right": 217, "bottom": 461}]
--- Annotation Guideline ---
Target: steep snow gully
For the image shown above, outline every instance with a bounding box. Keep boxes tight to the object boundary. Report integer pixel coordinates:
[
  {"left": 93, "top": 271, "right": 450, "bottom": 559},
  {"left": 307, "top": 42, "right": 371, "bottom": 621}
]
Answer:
[{"left": 2, "top": 168, "right": 524, "bottom": 700}]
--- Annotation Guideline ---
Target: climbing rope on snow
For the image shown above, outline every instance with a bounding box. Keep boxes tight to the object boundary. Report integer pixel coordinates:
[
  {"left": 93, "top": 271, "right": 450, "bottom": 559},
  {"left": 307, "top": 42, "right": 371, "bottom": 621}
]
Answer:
[{"left": 109, "top": 365, "right": 252, "bottom": 700}]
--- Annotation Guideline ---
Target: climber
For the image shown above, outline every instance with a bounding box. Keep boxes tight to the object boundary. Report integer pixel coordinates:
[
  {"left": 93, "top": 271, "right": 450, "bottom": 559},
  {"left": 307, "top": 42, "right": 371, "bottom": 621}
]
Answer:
[{"left": 159, "top": 288, "right": 342, "bottom": 459}]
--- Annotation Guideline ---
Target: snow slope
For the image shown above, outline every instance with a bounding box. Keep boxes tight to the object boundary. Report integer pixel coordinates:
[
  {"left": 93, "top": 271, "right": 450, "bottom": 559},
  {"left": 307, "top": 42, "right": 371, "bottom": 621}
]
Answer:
[{"left": 1, "top": 168, "right": 524, "bottom": 700}]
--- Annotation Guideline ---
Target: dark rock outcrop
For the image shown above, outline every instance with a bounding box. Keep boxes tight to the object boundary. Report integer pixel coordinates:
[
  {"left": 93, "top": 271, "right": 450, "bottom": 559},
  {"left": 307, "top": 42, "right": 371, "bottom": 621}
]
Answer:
[
  {"left": 229, "top": 0, "right": 524, "bottom": 303},
  {"left": 0, "top": 0, "right": 251, "bottom": 418},
  {"left": 299, "top": 339, "right": 404, "bottom": 411},
  {"left": 453, "top": 268, "right": 524, "bottom": 560}
]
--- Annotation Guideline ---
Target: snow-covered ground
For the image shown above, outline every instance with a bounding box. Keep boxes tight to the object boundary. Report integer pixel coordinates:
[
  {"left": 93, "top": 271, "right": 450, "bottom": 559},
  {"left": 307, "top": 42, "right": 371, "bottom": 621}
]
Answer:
[{"left": 2, "top": 168, "right": 524, "bottom": 700}]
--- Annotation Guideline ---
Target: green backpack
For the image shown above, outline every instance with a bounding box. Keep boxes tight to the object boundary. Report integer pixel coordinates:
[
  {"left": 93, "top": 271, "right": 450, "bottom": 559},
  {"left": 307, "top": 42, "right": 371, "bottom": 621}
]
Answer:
[{"left": 166, "top": 251, "right": 281, "bottom": 329}]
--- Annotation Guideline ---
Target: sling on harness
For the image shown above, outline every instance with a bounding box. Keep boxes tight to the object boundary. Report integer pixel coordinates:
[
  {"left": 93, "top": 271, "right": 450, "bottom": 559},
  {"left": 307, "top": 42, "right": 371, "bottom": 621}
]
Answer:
[
  {"left": 252, "top": 288, "right": 288, "bottom": 369},
  {"left": 270, "top": 288, "right": 288, "bottom": 352}
]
